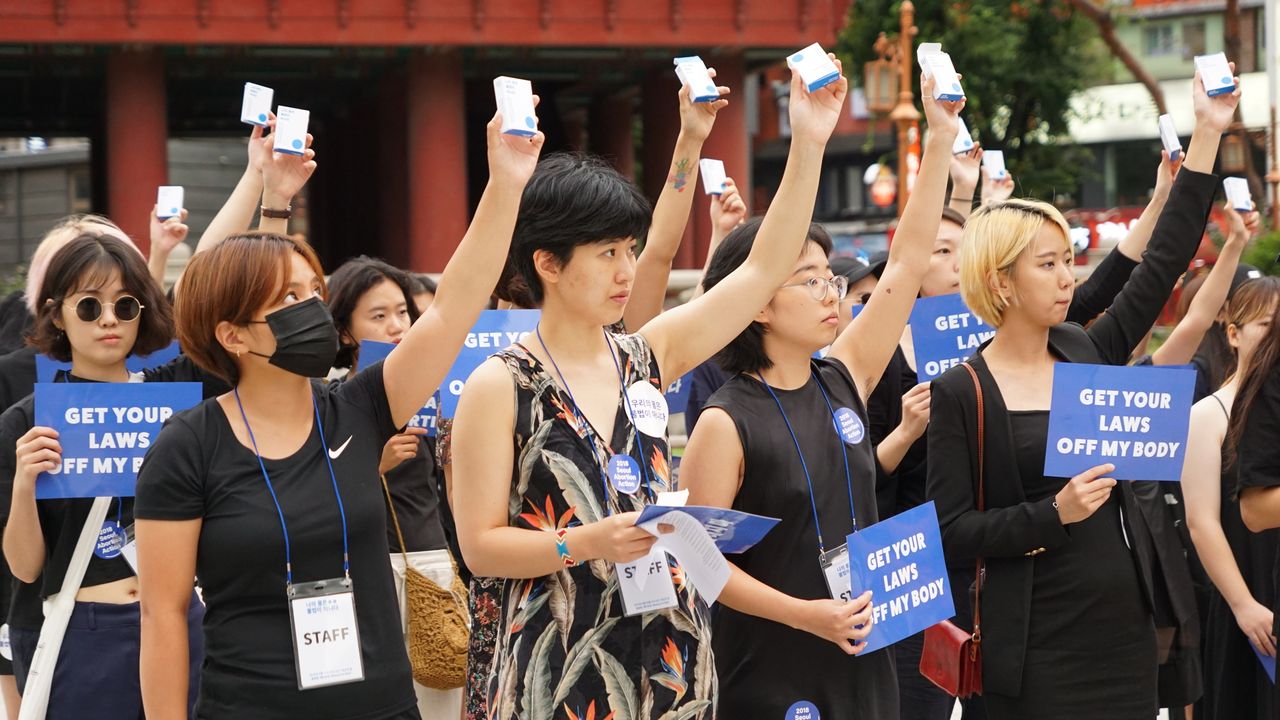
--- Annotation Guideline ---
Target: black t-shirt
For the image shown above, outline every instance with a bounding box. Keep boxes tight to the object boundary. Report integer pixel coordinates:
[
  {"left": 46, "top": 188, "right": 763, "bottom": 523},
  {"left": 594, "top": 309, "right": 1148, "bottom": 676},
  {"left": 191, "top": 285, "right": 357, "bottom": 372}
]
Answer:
[
  {"left": 382, "top": 438, "right": 446, "bottom": 553},
  {"left": 135, "top": 362, "right": 416, "bottom": 719},
  {"left": 0, "top": 359, "right": 221, "bottom": 603},
  {"left": 0, "top": 293, "right": 31, "bottom": 357}
]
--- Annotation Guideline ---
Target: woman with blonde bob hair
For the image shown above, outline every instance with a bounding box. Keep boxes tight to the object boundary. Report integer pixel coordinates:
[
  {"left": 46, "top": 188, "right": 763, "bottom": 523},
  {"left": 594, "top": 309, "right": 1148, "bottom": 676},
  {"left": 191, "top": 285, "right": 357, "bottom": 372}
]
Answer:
[{"left": 926, "top": 71, "right": 1241, "bottom": 719}]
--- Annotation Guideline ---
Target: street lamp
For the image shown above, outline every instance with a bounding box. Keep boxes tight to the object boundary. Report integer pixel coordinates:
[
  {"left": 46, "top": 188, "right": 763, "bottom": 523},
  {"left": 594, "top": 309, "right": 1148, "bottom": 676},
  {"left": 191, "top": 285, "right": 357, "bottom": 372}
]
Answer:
[{"left": 862, "top": 3, "right": 920, "bottom": 217}]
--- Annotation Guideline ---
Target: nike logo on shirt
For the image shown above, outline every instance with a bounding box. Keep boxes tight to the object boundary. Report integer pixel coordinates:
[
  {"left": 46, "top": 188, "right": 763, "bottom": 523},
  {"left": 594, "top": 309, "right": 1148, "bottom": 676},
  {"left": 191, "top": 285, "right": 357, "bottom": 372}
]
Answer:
[{"left": 328, "top": 436, "right": 353, "bottom": 459}]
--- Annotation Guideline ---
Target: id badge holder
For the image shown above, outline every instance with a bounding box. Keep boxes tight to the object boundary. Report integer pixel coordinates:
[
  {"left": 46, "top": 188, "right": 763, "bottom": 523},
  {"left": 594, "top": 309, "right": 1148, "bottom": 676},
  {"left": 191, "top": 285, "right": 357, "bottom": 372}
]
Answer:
[
  {"left": 287, "top": 577, "right": 365, "bottom": 690},
  {"left": 119, "top": 523, "right": 139, "bottom": 574},
  {"left": 616, "top": 547, "right": 679, "bottom": 616},
  {"left": 818, "top": 544, "right": 853, "bottom": 602}
]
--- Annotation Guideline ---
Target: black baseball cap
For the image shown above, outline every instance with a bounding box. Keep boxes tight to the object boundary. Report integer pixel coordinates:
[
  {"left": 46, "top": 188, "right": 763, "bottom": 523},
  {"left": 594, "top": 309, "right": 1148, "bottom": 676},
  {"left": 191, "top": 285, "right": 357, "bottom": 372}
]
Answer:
[{"left": 832, "top": 251, "right": 889, "bottom": 285}]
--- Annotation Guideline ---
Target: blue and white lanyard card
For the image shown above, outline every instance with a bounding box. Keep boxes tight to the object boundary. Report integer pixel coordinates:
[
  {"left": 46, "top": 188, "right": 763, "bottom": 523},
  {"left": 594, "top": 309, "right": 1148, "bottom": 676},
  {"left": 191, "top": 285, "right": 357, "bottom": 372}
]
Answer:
[{"left": 288, "top": 577, "right": 365, "bottom": 690}]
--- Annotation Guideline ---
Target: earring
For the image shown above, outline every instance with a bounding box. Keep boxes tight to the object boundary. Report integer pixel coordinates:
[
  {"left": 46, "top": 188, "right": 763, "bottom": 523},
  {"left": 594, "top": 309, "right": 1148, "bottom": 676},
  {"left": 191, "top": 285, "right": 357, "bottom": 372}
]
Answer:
[{"left": 236, "top": 350, "right": 241, "bottom": 358}]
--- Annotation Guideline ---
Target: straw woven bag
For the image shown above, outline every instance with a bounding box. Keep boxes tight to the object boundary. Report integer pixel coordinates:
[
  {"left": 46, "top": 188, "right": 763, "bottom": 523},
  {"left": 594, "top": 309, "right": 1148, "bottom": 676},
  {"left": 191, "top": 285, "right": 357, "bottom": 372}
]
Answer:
[{"left": 381, "top": 475, "right": 470, "bottom": 689}]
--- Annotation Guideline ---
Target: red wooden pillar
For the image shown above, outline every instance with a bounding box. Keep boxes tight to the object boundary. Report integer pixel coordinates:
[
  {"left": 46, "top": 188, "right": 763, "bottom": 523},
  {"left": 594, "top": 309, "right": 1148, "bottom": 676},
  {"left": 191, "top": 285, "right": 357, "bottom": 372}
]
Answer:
[
  {"left": 407, "top": 49, "right": 468, "bottom": 272},
  {"left": 105, "top": 48, "right": 168, "bottom": 256},
  {"left": 641, "top": 69, "right": 695, "bottom": 268},
  {"left": 692, "top": 53, "right": 749, "bottom": 269},
  {"left": 591, "top": 92, "right": 635, "bottom": 181}
]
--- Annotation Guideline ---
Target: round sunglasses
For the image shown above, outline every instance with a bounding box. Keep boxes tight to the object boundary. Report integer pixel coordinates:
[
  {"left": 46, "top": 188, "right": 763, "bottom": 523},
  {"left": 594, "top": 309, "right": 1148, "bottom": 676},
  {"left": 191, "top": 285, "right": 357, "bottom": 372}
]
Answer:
[{"left": 63, "top": 295, "right": 144, "bottom": 323}]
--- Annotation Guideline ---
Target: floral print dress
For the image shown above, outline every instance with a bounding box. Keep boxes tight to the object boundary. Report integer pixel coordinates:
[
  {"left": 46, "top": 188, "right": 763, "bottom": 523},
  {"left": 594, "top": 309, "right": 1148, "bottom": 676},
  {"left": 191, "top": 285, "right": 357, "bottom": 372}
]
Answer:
[{"left": 485, "top": 335, "right": 716, "bottom": 720}]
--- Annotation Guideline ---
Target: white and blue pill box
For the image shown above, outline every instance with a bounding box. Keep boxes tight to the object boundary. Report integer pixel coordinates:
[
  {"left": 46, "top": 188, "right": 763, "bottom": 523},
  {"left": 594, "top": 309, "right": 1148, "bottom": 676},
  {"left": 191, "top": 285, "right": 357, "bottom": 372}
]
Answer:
[
  {"left": 699, "top": 159, "right": 727, "bottom": 195},
  {"left": 1224, "top": 177, "right": 1252, "bottom": 211},
  {"left": 156, "top": 186, "right": 184, "bottom": 220},
  {"left": 786, "top": 43, "right": 840, "bottom": 93},
  {"left": 921, "top": 51, "right": 964, "bottom": 102},
  {"left": 954, "top": 116, "right": 975, "bottom": 155},
  {"left": 983, "top": 150, "right": 1007, "bottom": 180},
  {"left": 273, "top": 106, "right": 310, "bottom": 156},
  {"left": 241, "top": 82, "right": 273, "bottom": 127},
  {"left": 1194, "top": 53, "right": 1236, "bottom": 96},
  {"left": 674, "top": 56, "right": 721, "bottom": 104},
  {"left": 1158, "top": 115, "right": 1182, "bottom": 162},
  {"left": 493, "top": 76, "right": 538, "bottom": 137}
]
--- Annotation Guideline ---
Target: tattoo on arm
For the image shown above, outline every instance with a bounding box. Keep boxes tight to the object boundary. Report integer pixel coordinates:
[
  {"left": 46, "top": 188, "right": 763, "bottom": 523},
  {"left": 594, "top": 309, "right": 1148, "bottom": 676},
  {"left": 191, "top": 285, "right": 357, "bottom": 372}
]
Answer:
[{"left": 669, "top": 158, "right": 692, "bottom": 192}]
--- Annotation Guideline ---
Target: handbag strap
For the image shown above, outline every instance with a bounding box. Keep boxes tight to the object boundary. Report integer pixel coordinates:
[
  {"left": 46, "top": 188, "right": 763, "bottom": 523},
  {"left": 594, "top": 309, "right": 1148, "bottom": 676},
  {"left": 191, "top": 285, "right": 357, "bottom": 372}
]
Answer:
[
  {"left": 379, "top": 474, "right": 412, "bottom": 567},
  {"left": 960, "top": 362, "right": 984, "bottom": 654}
]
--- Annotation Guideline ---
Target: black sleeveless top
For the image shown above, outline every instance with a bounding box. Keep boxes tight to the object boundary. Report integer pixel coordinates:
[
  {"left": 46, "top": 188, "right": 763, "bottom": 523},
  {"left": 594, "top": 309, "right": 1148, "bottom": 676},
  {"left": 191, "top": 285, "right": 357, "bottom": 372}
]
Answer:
[{"left": 705, "top": 357, "right": 898, "bottom": 719}]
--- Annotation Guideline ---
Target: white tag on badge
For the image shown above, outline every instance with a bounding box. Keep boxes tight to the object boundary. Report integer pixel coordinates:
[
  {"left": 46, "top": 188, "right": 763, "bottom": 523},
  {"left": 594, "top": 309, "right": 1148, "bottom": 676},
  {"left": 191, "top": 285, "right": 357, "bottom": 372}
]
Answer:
[
  {"left": 624, "top": 381, "right": 669, "bottom": 438},
  {"left": 819, "top": 545, "right": 853, "bottom": 602},
  {"left": 288, "top": 577, "right": 365, "bottom": 690},
  {"left": 617, "top": 548, "right": 679, "bottom": 616}
]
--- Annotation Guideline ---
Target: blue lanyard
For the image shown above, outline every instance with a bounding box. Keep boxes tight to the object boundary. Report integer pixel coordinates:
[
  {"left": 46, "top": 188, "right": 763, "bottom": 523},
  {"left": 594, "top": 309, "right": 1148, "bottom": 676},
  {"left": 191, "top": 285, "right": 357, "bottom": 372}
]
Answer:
[
  {"left": 535, "top": 327, "right": 657, "bottom": 509},
  {"left": 234, "top": 388, "right": 351, "bottom": 585},
  {"left": 756, "top": 370, "right": 857, "bottom": 556}
]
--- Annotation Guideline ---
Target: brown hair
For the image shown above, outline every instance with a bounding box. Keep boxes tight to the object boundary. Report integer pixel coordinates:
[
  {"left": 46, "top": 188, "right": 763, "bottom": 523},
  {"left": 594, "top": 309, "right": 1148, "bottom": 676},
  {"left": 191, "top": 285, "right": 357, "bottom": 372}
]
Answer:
[
  {"left": 32, "top": 234, "right": 173, "bottom": 362},
  {"left": 1225, "top": 277, "right": 1280, "bottom": 460},
  {"left": 175, "top": 232, "right": 327, "bottom": 385}
]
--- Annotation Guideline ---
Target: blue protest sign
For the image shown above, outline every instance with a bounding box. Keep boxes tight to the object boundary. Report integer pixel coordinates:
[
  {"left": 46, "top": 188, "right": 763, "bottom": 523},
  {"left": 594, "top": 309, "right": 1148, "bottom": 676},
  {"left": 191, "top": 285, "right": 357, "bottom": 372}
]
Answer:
[
  {"left": 845, "top": 501, "right": 955, "bottom": 654},
  {"left": 36, "top": 341, "right": 182, "bottom": 383},
  {"left": 665, "top": 373, "right": 692, "bottom": 415},
  {"left": 440, "top": 309, "right": 540, "bottom": 418},
  {"left": 1255, "top": 645, "right": 1276, "bottom": 684},
  {"left": 635, "top": 504, "right": 780, "bottom": 554},
  {"left": 358, "top": 340, "right": 437, "bottom": 436},
  {"left": 1043, "top": 363, "right": 1195, "bottom": 481},
  {"left": 34, "top": 382, "right": 201, "bottom": 498},
  {"left": 907, "top": 294, "right": 994, "bottom": 383}
]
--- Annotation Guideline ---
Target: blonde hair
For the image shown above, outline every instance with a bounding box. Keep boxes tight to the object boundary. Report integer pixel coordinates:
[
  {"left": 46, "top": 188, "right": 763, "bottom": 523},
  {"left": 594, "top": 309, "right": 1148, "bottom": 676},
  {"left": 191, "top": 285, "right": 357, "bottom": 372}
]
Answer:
[
  {"left": 959, "top": 199, "right": 1072, "bottom": 327},
  {"left": 24, "top": 215, "right": 139, "bottom": 315}
]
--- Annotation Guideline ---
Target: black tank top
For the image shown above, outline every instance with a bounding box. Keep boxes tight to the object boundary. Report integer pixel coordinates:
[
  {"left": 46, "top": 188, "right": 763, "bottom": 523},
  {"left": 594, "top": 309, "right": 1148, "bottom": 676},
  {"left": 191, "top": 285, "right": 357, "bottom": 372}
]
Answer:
[{"left": 705, "top": 357, "right": 898, "bottom": 719}]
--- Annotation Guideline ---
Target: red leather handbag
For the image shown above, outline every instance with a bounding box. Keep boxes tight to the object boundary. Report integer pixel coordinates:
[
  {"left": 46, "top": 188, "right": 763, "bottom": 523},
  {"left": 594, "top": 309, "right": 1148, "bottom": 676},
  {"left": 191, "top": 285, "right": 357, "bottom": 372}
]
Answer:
[{"left": 919, "top": 362, "right": 984, "bottom": 698}]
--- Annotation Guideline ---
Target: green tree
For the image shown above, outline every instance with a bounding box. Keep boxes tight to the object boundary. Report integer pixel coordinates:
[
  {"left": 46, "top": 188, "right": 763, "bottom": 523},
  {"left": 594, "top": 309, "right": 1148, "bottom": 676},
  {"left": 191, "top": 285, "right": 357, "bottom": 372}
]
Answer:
[{"left": 839, "top": 0, "right": 1107, "bottom": 202}]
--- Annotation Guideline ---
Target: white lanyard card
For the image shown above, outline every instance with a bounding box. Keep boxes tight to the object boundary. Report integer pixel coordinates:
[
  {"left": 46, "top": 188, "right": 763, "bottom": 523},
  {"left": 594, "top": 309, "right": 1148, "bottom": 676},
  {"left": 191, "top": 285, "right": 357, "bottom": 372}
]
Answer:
[
  {"left": 288, "top": 577, "right": 365, "bottom": 690},
  {"left": 616, "top": 547, "right": 679, "bottom": 616},
  {"left": 819, "top": 544, "right": 853, "bottom": 602}
]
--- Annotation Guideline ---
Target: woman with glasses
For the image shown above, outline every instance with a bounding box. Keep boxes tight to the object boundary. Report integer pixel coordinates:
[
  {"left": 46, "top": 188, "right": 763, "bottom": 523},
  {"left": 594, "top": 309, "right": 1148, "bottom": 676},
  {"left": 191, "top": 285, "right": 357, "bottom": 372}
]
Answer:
[
  {"left": 924, "top": 73, "right": 1238, "bottom": 718},
  {"left": 677, "top": 75, "right": 963, "bottom": 719},
  {"left": 0, "top": 233, "right": 208, "bottom": 718}
]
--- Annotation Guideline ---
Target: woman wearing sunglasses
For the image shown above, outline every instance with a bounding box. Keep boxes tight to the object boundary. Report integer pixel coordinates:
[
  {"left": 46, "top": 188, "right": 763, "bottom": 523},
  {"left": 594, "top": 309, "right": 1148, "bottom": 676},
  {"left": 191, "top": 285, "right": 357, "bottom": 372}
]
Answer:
[
  {"left": 677, "top": 75, "right": 962, "bottom": 719},
  {"left": 0, "top": 232, "right": 209, "bottom": 718}
]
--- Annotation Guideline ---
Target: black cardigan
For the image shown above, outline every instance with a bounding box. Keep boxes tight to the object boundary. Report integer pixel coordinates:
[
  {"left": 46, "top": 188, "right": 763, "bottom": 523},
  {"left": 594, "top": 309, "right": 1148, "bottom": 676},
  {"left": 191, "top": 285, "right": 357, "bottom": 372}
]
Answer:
[{"left": 925, "top": 168, "right": 1218, "bottom": 697}]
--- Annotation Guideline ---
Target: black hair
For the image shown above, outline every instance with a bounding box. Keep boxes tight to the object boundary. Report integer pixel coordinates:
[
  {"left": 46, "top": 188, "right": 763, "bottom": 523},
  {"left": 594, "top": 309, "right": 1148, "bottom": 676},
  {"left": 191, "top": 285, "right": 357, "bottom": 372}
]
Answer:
[
  {"left": 505, "top": 152, "right": 651, "bottom": 305},
  {"left": 327, "top": 256, "right": 421, "bottom": 369},
  {"left": 32, "top": 233, "right": 174, "bottom": 362},
  {"left": 410, "top": 273, "right": 437, "bottom": 296},
  {"left": 700, "top": 217, "right": 834, "bottom": 374}
]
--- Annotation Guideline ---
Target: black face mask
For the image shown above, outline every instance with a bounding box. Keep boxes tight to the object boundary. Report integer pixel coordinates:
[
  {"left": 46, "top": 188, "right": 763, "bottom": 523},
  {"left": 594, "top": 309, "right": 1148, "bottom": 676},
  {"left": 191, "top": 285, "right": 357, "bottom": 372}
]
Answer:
[{"left": 248, "top": 297, "right": 339, "bottom": 378}]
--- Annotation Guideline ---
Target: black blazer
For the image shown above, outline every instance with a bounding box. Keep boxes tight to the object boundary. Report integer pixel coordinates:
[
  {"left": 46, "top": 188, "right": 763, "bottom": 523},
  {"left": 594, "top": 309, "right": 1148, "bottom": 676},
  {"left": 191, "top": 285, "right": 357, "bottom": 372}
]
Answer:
[{"left": 925, "top": 168, "right": 1219, "bottom": 697}]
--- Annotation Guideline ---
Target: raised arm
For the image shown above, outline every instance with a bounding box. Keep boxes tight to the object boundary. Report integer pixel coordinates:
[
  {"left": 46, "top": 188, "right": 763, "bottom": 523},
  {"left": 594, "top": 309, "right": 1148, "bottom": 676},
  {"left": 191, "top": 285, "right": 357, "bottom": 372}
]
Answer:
[
  {"left": 257, "top": 129, "right": 317, "bottom": 237},
  {"left": 623, "top": 79, "right": 729, "bottom": 330},
  {"left": 1086, "top": 69, "right": 1240, "bottom": 365},
  {"left": 828, "top": 75, "right": 961, "bottom": 398},
  {"left": 1183, "top": 398, "right": 1277, "bottom": 654},
  {"left": 947, "top": 144, "right": 981, "bottom": 219},
  {"left": 691, "top": 177, "right": 747, "bottom": 299},
  {"left": 1153, "top": 204, "right": 1256, "bottom": 365},
  {"left": 194, "top": 123, "right": 270, "bottom": 255},
  {"left": 1065, "top": 157, "right": 1174, "bottom": 325},
  {"left": 639, "top": 61, "right": 847, "bottom": 385},
  {"left": 382, "top": 109, "right": 544, "bottom": 427},
  {"left": 147, "top": 207, "right": 189, "bottom": 287}
]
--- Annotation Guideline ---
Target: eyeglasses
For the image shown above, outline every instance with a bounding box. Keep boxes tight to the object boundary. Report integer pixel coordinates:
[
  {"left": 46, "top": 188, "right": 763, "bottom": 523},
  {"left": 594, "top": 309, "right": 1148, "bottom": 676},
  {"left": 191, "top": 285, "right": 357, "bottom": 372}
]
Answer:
[
  {"left": 64, "top": 295, "right": 144, "bottom": 323},
  {"left": 852, "top": 291, "right": 873, "bottom": 306},
  {"left": 780, "top": 275, "right": 848, "bottom": 301}
]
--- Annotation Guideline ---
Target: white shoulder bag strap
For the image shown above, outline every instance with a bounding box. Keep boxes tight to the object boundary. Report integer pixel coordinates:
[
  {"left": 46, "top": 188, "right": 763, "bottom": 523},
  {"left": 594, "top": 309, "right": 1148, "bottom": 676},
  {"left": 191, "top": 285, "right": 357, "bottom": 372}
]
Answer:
[{"left": 19, "top": 495, "right": 112, "bottom": 720}]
